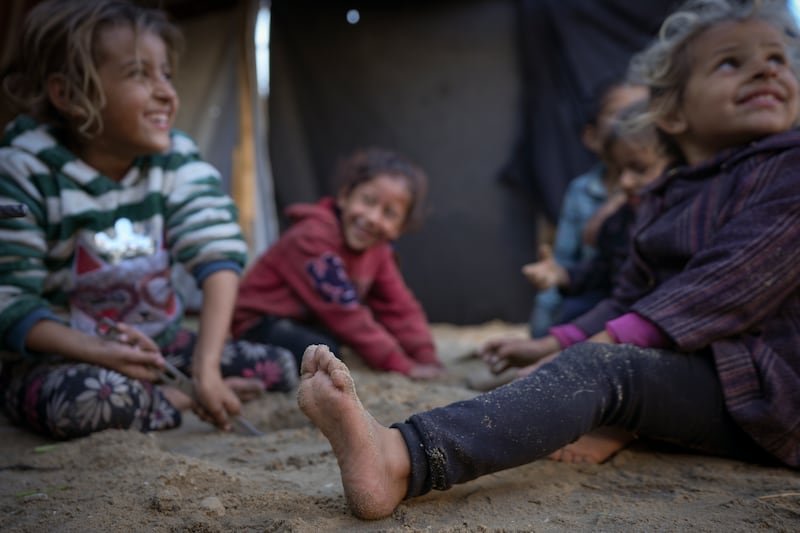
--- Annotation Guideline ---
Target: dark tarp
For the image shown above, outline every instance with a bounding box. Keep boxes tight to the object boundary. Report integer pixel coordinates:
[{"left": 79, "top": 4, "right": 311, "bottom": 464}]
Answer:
[
  {"left": 268, "top": 0, "right": 677, "bottom": 324},
  {"left": 1, "top": 0, "right": 681, "bottom": 325},
  {"left": 504, "top": 0, "right": 678, "bottom": 220}
]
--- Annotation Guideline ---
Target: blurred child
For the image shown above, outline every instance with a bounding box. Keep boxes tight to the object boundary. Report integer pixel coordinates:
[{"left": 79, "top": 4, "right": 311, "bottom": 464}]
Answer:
[
  {"left": 233, "top": 147, "right": 444, "bottom": 380},
  {"left": 298, "top": 0, "right": 800, "bottom": 519},
  {"left": 528, "top": 80, "right": 647, "bottom": 337},
  {"left": 0, "top": 0, "right": 297, "bottom": 440},
  {"left": 487, "top": 100, "right": 670, "bottom": 376}
]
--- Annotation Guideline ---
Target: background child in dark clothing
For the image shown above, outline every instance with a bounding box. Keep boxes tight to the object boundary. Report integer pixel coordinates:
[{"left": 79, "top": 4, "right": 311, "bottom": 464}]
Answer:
[
  {"left": 297, "top": 0, "right": 800, "bottom": 520},
  {"left": 233, "top": 148, "right": 444, "bottom": 380},
  {"left": 482, "top": 100, "right": 668, "bottom": 376},
  {"left": 488, "top": 100, "right": 670, "bottom": 377},
  {"left": 527, "top": 81, "right": 648, "bottom": 337}
]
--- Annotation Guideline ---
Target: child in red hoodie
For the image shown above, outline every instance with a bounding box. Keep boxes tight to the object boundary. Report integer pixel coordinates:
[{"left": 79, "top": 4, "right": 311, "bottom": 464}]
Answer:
[{"left": 233, "top": 148, "right": 444, "bottom": 379}]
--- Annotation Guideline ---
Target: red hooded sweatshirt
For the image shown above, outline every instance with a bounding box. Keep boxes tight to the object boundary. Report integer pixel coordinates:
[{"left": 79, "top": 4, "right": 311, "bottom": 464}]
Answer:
[{"left": 232, "top": 197, "right": 439, "bottom": 374}]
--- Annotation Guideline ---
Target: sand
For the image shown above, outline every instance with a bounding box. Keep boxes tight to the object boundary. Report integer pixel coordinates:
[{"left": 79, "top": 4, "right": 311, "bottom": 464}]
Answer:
[{"left": 2, "top": 322, "right": 799, "bottom": 532}]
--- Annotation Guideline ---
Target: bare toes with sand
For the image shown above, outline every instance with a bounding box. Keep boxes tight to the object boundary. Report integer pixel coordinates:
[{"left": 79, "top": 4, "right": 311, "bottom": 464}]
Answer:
[
  {"left": 548, "top": 427, "right": 634, "bottom": 464},
  {"left": 297, "top": 344, "right": 410, "bottom": 520}
]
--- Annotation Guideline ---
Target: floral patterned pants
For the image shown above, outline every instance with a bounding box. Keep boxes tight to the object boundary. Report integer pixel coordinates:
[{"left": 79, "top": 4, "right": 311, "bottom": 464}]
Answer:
[{"left": 0, "top": 328, "right": 297, "bottom": 439}]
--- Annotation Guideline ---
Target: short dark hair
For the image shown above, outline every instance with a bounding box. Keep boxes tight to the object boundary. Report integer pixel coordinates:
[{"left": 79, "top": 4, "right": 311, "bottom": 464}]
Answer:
[{"left": 334, "top": 147, "right": 429, "bottom": 230}]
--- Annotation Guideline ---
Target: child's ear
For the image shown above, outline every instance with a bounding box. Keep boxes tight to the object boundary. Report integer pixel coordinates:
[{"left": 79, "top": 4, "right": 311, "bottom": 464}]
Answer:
[
  {"left": 46, "top": 74, "right": 70, "bottom": 112},
  {"left": 656, "top": 109, "right": 688, "bottom": 136},
  {"left": 46, "top": 74, "right": 82, "bottom": 118}
]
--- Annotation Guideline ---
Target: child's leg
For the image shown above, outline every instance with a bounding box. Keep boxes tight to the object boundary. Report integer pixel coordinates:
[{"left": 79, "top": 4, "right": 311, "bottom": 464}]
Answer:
[
  {"left": 239, "top": 316, "right": 340, "bottom": 370},
  {"left": 518, "top": 352, "right": 631, "bottom": 465},
  {"left": 163, "top": 327, "right": 299, "bottom": 394},
  {"left": 396, "top": 343, "right": 760, "bottom": 495},
  {"left": 299, "top": 342, "right": 763, "bottom": 519},
  {"left": 0, "top": 360, "right": 180, "bottom": 439},
  {"left": 220, "top": 339, "right": 299, "bottom": 392},
  {"left": 298, "top": 345, "right": 410, "bottom": 519}
]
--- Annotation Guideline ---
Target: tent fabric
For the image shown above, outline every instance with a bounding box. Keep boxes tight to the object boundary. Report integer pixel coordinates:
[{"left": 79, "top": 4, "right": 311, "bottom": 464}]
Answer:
[
  {"left": 1, "top": 0, "right": 680, "bottom": 325},
  {"left": 170, "top": 1, "right": 280, "bottom": 307},
  {"left": 268, "top": 0, "right": 676, "bottom": 324},
  {"left": 270, "top": 0, "right": 536, "bottom": 324},
  {"left": 502, "top": 0, "right": 677, "bottom": 220}
]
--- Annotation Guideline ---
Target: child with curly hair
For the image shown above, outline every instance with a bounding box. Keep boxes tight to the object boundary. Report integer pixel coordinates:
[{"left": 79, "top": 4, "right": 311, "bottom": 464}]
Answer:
[{"left": 0, "top": 0, "right": 297, "bottom": 440}]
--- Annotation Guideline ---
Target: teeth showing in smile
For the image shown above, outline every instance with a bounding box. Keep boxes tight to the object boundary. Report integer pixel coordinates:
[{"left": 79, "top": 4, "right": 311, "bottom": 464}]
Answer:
[
  {"left": 147, "top": 113, "right": 169, "bottom": 126},
  {"left": 744, "top": 93, "right": 778, "bottom": 104}
]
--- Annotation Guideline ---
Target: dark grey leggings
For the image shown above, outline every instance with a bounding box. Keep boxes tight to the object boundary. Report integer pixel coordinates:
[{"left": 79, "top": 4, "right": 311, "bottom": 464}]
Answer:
[{"left": 393, "top": 342, "right": 768, "bottom": 499}]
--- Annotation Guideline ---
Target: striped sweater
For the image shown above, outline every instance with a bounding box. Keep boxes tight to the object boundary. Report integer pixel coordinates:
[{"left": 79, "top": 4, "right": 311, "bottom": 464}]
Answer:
[{"left": 0, "top": 115, "right": 247, "bottom": 355}]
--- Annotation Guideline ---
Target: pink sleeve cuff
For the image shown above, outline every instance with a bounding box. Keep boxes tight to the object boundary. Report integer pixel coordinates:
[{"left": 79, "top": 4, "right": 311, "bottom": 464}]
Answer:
[
  {"left": 548, "top": 324, "right": 588, "bottom": 348},
  {"left": 605, "top": 312, "right": 671, "bottom": 348}
]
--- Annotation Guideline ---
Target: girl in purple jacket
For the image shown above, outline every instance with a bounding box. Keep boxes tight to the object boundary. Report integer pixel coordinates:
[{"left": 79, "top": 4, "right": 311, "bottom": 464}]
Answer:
[{"left": 296, "top": 0, "right": 800, "bottom": 519}]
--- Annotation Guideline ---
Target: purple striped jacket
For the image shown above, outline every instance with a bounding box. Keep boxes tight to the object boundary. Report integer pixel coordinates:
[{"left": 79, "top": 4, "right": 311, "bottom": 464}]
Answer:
[{"left": 573, "top": 129, "right": 800, "bottom": 467}]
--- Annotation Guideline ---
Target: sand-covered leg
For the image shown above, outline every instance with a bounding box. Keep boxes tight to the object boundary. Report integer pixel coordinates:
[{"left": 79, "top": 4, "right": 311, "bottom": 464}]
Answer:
[
  {"left": 548, "top": 427, "right": 634, "bottom": 464},
  {"left": 297, "top": 344, "right": 410, "bottom": 519}
]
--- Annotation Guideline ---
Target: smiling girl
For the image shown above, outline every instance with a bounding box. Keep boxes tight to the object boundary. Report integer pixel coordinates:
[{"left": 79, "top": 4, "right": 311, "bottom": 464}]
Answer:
[
  {"left": 233, "top": 147, "right": 444, "bottom": 379},
  {"left": 0, "top": 0, "right": 297, "bottom": 440}
]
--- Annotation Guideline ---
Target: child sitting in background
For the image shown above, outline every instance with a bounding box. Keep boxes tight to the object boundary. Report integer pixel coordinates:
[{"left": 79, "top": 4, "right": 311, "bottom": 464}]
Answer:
[
  {"left": 0, "top": 0, "right": 297, "bottom": 440},
  {"left": 483, "top": 99, "right": 669, "bottom": 376},
  {"left": 487, "top": 100, "right": 669, "bottom": 377},
  {"left": 233, "top": 148, "right": 444, "bottom": 380},
  {"left": 527, "top": 80, "right": 647, "bottom": 337}
]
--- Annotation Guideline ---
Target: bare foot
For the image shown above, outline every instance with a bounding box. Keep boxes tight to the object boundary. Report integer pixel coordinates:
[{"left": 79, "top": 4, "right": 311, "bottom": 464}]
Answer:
[
  {"left": 297, "top": 344, "right": 410, "bottom": 519},
  {"left": 547, "top": 427, "right": 634, "bottom": 464}
]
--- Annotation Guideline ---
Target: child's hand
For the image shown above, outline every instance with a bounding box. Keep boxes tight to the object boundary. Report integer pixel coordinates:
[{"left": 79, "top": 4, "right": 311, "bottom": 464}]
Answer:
[
  {"left": 582, "top": 191, "right": 626, "bottom": 246},
  {"left": 407, "top": 363, "right": 446, "bottom": 380},
  {"left": 102, "top": 320, "right": 161, "bottom": 352},
  {"left": 521, "top": 244, "right": 568, "bottom": 289},
  {"left": 192, "top": 370, "right": 241, "bottom": 431},
  {"left": 479, "top": 335, "right": 561, "bottom": 374},
  {"left": 95, "top": 322, "right": 165, "bottom": 381}
]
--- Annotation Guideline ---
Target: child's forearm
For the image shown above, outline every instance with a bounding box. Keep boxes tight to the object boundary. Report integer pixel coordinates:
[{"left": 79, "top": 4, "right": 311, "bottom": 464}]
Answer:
[
  {"left": 25, "top": 320, "right": 99, "bottom": 360},
  {"left": 192, "top": 269, "right": 239, "bottom": 377},
  {"left": 25, "top": 319, "right": 127, "bottom": 367}
]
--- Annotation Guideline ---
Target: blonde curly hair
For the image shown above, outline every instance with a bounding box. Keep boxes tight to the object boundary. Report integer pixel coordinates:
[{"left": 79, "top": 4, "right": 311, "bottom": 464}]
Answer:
[
  {"left": 2, "top": 0, "right": 183, "bottom": 137},
  {"left": 627, "top": 0, "right": 800, "bottom": 160}
]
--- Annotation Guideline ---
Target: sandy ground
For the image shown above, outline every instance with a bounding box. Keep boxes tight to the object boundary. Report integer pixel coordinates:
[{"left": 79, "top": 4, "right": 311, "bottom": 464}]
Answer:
[{"left": 1, "top": 322, "right": 799, "bottom": 532}]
